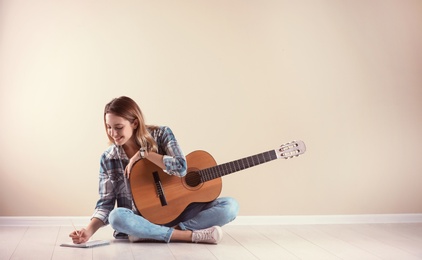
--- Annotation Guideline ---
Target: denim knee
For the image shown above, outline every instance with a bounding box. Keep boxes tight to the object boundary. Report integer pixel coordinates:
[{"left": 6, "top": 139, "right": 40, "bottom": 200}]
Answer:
[
  {"left": 109, "top": 207, "right": 129, "bottom": 230},
  {"left": 223, "top": 197, "right": 240, "bottom": 221}
]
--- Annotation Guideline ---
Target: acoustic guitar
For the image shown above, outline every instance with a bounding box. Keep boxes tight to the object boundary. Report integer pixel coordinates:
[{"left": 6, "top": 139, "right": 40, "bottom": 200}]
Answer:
[{"left": 130, "top": 140, "right": 306, "bottom": 225}]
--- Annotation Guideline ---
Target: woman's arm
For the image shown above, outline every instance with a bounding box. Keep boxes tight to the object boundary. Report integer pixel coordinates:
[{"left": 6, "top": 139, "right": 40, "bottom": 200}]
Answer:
[{"left": 70, "top": 150, "right": 118, "bottom": 243}]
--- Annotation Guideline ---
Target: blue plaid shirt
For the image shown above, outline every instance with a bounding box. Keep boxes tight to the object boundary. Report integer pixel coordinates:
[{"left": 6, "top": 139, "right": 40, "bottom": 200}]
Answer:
[{"left": 91, "top": 126, "right": 187, "bottom": 224}]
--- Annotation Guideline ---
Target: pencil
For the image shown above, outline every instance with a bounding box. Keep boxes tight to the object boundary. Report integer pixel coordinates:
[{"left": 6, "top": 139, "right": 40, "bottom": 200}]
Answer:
[{"left": 71, "top": 220, "right": 80, "bottom": 237}]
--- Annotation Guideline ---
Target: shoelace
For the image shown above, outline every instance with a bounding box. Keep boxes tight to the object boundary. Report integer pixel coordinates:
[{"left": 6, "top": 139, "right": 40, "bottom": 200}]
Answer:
[{"left": 193, "top": 229, "right": 214, "bottom": 241}]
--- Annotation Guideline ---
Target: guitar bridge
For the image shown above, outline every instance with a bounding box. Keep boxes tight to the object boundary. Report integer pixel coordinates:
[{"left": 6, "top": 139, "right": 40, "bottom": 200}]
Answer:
[{"left": 152, "top": 171, "right": 168, "bottom": 206}]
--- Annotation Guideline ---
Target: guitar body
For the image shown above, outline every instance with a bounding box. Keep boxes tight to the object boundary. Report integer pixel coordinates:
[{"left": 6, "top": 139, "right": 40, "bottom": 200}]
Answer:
[{"left": 130, "top": 150, "right": 222, "bottom": 225}]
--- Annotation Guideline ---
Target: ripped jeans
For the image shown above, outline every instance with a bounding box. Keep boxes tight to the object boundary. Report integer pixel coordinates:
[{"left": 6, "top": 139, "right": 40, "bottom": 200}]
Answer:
[{"left": 109, "top": 197, "right": 239, "bottom": 243}]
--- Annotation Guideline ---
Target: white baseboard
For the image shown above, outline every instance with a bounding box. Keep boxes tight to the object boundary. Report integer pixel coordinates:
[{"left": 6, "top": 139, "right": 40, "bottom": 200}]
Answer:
[
  {"left": 1, "top": 214, "right": 422, "bottom": 226},
  {"left": 230, "top": 214, "right": 422, "bottom": 225},
  {"left": 0, "top": 216, "right": 91, "bottom": 226}
]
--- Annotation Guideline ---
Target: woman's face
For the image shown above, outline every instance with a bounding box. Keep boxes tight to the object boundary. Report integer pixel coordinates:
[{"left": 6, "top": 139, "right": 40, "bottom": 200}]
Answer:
[{"left": 105, "top": 113, "right": 138, "bottom": 146}]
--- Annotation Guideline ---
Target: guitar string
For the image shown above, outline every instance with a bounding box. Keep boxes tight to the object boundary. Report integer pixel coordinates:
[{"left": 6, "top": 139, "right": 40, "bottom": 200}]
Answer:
[{"left": 191, "top": 151, "right": 277, "bottom": 183}]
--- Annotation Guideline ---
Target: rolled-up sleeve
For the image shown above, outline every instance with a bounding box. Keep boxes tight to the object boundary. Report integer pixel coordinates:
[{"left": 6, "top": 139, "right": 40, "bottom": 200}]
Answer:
[
  {"left": 91, "top": 156, "right": 116, "bottom": 224},
  {"left": 159, "top": 127, "right": 187, "bottom": 177}
]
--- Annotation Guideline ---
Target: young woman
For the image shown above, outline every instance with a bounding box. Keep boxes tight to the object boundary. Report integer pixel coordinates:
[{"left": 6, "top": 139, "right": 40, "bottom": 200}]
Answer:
[{"left": 69, "top": 96, "right": 239, "bottom": 244}]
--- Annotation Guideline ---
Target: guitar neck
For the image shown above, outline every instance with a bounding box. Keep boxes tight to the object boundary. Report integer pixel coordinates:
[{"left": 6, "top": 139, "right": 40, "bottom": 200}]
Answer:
[{"left": 199, "top": 149, "right": 278, "bottom": 182}]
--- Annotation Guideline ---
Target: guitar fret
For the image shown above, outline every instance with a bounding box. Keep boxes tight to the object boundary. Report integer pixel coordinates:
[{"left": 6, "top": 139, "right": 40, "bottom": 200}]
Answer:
[
  {"left": 205, "top": 168, "right": 212, "bottom": 180},
  {"left": 263, "top": 151, "right": 271, "bottom": 162},
  {"left": 209, "top": 168, "right": 216, "bottom": 180},
  {"left": 201, "top": 168, "right": 210, "bottom": 182},
  {"left": 220, "top": 164, "right": 226, "bottom": 176},
  {"left": 208, "top": 168, "right": 214, "bottom": 180},
  {"left": 208, "top": 168, "right": 215, "bottom": 180},
  {"left": 209, "top": 168, "right": 215, "bottom": 180},
  {"left": 201, "top": 169, "right": 206, "bottom": 182},
  {"left": 250, "top": 156, "right": 254, "bottom": 166},
  {"left": 242, "top": 158, "right": 247, "bottom": 169},
  {"left": 232, "top": 161, "right": 237, "bottom": 172},
  {"left": 218, "top": 164, "right": 223, "bottom": 175},
  {"left": 240, "top": 158, "right": 246, "bottom": 169},
  {"left": 234, "top": 161, "right": 239, "bottom": 172},
  {"left": 260, "top": 153, "right": 265, "bottom": 163},
  {"left": 242, "top": 157, "right": 248, "bottom": 169},
  {"left": 262, "top": 152, "right": 267, "bottom": 162},
  {"left": 223, "top": 164, "right": 229, "bottom": 175},
  {"left": 247, "top": 156, "right": 253, "bottom": 168},
  {"left": 252, "top": 155, "right": 257, "bottom": 166},
  {"left": 219, "top": 164, "right": 225, "bottom": 176},
  {"left": 235, "top": 160, "right": 241, "bottom": 172},
  {"left": 244, "top": 157, "right": 250, "bottom": 168},
  {"left": 226, "top": 162, "right": 231, "bottom": 173}
]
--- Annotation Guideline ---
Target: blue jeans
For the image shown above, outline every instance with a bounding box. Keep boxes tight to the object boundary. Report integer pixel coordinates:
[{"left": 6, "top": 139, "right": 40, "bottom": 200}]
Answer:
[{"left": 109, "top": 197, "right": 239, "bottom": 243}]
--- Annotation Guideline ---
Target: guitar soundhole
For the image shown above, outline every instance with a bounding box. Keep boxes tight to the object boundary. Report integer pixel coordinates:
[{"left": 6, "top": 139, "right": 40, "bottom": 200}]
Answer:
[{"left": 184, "top": 171, "right": 202, "bottom": 188}]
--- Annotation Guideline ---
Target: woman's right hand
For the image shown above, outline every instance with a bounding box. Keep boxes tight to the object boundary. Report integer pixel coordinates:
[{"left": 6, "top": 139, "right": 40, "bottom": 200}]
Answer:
[
  {"left": 124, "top": 151, "right": 143, "bottom": 178},
  {"left": 69, "top": 228, "right": 90, "bottom": 244}
]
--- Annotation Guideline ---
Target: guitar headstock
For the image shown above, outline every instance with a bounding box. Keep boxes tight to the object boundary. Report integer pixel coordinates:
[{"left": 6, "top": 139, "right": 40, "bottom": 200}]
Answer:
[{"left": 276, "top": 140, "right": 306, "bottom": 159}]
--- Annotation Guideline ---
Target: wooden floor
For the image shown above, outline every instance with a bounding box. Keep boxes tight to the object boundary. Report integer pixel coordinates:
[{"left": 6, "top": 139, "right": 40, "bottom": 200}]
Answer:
[{"left": 1, "top": 223, "right": 422, "bottom": 260}]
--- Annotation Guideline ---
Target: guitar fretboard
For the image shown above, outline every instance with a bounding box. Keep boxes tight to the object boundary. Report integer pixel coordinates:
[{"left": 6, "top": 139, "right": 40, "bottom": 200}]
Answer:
[{"left": 199, "top": 150, "right": 278, "bottom": 183}]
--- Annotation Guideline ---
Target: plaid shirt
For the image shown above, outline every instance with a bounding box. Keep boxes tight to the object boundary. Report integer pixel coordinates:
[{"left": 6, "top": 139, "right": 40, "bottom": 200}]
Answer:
[{"left": 91, "top": 126, "right": 187, "bottom": 224}]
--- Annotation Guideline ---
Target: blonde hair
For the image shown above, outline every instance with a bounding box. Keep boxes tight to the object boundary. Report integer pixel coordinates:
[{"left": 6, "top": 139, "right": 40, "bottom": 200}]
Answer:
[{"left": 104, "top": 96, "right": 158, "bottom": 152}]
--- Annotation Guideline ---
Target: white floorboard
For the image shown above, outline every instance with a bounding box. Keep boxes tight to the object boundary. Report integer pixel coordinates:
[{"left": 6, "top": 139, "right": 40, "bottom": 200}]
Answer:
[{"left": 1, "top": 223, "right": 422, "bottom": 260}]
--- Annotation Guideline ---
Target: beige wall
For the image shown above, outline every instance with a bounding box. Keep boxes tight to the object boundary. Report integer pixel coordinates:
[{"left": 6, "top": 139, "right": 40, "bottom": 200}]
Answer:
[{"left": 1, "top": 0, "right": 421, "bottom": 217}]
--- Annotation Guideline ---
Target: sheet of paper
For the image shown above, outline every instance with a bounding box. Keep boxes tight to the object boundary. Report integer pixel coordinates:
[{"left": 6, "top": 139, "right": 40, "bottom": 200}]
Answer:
[{"left": 60, "top": 240, "right": 110, "bottom": 248}]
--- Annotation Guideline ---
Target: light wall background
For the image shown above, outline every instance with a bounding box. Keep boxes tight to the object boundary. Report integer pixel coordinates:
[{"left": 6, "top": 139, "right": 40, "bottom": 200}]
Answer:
[{"left": 1, "top": 0, "right": 421, "bottom": 217}]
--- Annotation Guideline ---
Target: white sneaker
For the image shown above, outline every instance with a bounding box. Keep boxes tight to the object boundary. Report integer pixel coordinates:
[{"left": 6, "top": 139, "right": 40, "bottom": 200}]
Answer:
[{"left": 192, "top": 226, "right": 223, "bottom": 244}]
